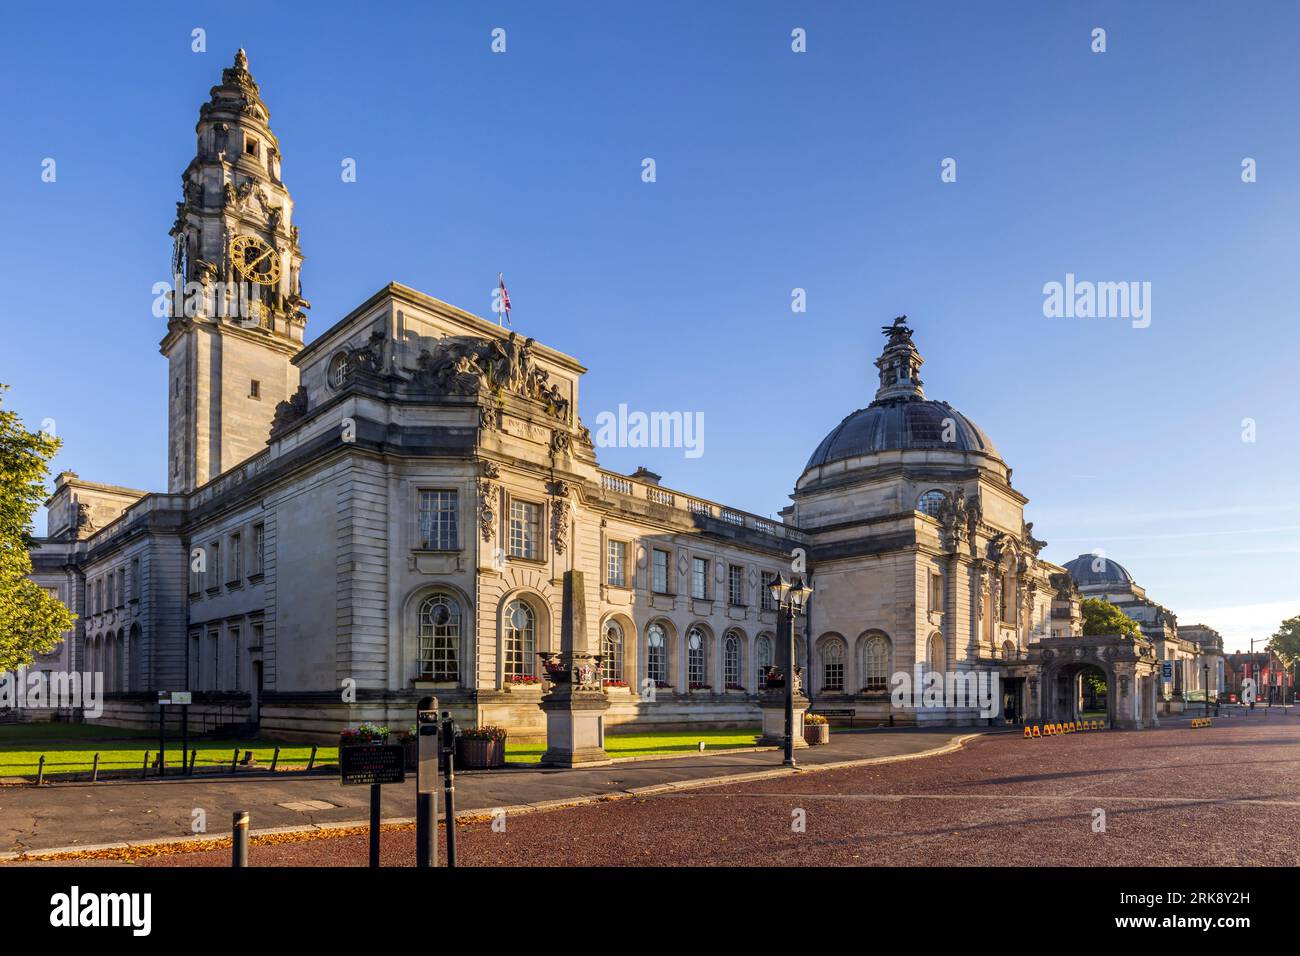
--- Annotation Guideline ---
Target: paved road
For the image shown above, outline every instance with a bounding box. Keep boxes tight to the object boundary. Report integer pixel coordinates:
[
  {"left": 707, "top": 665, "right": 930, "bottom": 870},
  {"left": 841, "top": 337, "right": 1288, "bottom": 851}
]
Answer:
[
  {"left": 0, "top": 727, "right": 965, "bottom": 855},
  {"left": 134, "top": 717, "right": 1300, "bottom": 866}
]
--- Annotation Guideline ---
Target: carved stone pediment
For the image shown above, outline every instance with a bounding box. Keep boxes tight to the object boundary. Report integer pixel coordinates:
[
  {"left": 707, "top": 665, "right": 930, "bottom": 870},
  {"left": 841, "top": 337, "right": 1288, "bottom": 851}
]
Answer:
[{"left": 410, "top": 332, "right": 572, "bottom": 423}]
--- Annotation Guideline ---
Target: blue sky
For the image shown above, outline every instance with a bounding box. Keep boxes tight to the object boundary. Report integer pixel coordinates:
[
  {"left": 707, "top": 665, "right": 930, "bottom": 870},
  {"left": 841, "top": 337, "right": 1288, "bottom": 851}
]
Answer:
[{"left": 1, "top": 1, "right": 1296, "bottom": 646}]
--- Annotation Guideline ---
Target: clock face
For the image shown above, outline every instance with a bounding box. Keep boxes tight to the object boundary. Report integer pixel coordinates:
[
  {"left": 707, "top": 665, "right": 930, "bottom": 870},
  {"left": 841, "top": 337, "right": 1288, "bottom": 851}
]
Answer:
[{"left": 229, "top": 234, "right": 282, "bottom": 286}]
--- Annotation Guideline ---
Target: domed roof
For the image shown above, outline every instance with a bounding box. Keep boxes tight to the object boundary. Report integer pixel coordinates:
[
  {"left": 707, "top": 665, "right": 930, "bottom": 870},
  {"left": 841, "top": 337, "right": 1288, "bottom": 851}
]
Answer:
[
  {"left": 1064, "top": 553, "right": 1134, "bottom": 588},
  {"left": 804, "top": 399, "right": 998, "bottom": 471},
  {"left": 801, "top": 316, "right": 1001, "bottom": 473}
]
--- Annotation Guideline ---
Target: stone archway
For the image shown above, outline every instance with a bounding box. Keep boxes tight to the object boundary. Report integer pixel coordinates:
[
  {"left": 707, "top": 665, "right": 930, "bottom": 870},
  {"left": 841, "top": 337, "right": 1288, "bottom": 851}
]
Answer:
[
  {"left": 1027, "top": 634, "right": 1161, "bottom": 729},
  {"left": 1043, "top": 659, "right": 1114, "bottom": 727}
]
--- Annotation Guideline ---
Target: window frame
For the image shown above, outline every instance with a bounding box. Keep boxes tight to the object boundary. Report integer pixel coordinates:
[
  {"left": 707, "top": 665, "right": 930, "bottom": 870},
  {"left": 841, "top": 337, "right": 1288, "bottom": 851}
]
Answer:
[
  {"left": 417, "top": 489, "right": 460, "bottom": 552},
  {"left": 606, "top": 539, "right": 627, "bottom": 588},
  {"left": 651, "top": 549, "right": 671, "bottom": 594},
  {"left": 690, "top": 557, "right": 709, "bottom": 601},
  {"left": 418, "top": 593, "right": 462, "bottom": 682},
  {"left": 508, "top": 498, "right": 542, "bottom": 561}
]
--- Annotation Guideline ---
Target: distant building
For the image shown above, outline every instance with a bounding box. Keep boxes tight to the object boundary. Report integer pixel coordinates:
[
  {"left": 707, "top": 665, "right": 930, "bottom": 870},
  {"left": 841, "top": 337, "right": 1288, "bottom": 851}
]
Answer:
[{"left": 1224, "top": 652, "right": 1292, "bottom": 704}]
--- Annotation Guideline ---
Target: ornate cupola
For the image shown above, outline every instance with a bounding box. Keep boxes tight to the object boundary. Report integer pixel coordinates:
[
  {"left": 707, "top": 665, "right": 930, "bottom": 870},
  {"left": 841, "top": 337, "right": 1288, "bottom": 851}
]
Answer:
[
  {"left": 160, "top": 50, "right": 309, "bottom": 493},
  {"left": 872, "top": 315, "right": 925, "bottom": 404}
]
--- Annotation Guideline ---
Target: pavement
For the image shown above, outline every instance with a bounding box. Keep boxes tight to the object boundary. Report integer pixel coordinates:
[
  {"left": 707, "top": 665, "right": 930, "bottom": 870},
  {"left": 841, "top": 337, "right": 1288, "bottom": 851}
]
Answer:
[
  {"left": 0, "top": 725, "right": 971, "bottom": 858},
  {"left": 132, "top": 715, "right": 1300, "bottom": 867}
]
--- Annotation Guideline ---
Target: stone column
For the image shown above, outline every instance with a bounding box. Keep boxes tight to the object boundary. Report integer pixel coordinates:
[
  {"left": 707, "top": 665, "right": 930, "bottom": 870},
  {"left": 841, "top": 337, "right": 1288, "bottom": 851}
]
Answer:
[{"left": 539, "top": 570, "right": 612, "bottom": 767}]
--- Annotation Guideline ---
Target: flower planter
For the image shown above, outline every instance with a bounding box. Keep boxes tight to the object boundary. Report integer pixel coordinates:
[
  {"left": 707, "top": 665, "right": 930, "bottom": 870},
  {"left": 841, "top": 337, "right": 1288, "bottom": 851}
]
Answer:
[
  {"left": 456, "top": 736, "right": 507, "bottom": 769},
  {"left": 803, "top": 724, "right": 830, "bottom": 746}
]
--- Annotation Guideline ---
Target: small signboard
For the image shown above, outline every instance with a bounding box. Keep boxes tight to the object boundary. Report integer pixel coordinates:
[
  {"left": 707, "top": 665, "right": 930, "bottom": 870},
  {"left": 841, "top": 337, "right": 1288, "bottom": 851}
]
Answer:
[
  {"left": 1161, "top": 661, "right": 1173, "bottom": 680},
  {"left": 158, "top": 691, "right": 192, "bottom": 705},
  {"left": 339, "top": 744, "right": 406, "bottom": 786}
]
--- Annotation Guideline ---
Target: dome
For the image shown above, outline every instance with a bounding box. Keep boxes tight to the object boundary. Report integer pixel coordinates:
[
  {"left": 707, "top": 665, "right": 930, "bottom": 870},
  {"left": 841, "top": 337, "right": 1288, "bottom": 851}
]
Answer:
[
  {"left": 804, "top": 399, "right": 998, "bottom": 471},
  {"left": 1064, "top": 554, "right": 1134, "bottom": 588},
  {"left": 800, "top": 316, "right": 1001, "bottom": 475}
]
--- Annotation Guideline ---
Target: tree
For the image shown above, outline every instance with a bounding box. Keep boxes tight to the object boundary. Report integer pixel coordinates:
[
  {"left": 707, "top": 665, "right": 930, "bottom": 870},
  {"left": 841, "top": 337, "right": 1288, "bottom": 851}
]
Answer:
[
  {"left": 0, "top": 384, "right": 76, "bottom": 671},
  {"left": 1080, "top": 598, "right": 1142, "bottom": 640},
  {"left": 1268, "top": 616, "right": 1300, "bottom": 667}
]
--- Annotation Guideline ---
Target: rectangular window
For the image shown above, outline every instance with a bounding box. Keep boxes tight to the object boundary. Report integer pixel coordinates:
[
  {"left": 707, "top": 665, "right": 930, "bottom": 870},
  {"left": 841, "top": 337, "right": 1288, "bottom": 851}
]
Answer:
[
  {"left": 249, "top": 380, "right": 261, "bottom": 399},
  {"left": 229, "top": 533, "right": 242, "bottom": 583},
  {"left": 116, "top": 569, "right": 126, "bottom": 607},
  {"left": 728, "top": 564, "right": 745, "bottom": 606},
  {"left": 251, "top": 523, "right": 265, "bottom": 576},
  {"left": 131, "top": 557, "right": 141, "bottom": 601},
  {"left": 228, "top": 626, "right": 241, "bottom": 691},
  {"left": 206, "top": 629, "right": 220, "bottom": 692},
  {"left": 207, "top": 542, "right": 221, "bottom": 591},
  {"left": 509, "top": 499, "right": 540, "bottom": 559},
  {"left": 761, "top": 571, "right": 777, "bottom": 612},
  {"left": 929, "top": 573, "right": 943, "bottom": 613},
  {"left": 418, "top": 490, "right": 459, "bottom": 550},
  {"left": 189, "top": 632, "right": 201, "bottom": 687},
  {"left": 652, "top": 549, "right": 670, "bottom": 594},
  {"left": 251, "top": 622, "right": 263, "bottom": 649},
  {"left": 691, "top": 557, "right": 709, "bottom": 600},
  {"left": 607, "top": 540, "right": 626, "bottom": 587}
]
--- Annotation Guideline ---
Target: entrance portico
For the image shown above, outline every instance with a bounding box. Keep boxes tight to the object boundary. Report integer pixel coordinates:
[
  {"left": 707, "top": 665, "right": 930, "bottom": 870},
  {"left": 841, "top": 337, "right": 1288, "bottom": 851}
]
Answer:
[{"left": 1021, "top": 634, "right": 1160, "bottom": 729}]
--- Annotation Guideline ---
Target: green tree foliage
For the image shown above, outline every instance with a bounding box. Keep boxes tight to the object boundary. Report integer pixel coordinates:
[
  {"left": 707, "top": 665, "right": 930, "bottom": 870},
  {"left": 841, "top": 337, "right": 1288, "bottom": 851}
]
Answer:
[
  {"left": 0, "top": 385, "right": 76, "bottom": 670},
  {"left": 1268, "top": 616, "right": 1300, "bottom": 667},
  {"left": 1080, "top": 598, "right": 1142, "bottom": 640}
]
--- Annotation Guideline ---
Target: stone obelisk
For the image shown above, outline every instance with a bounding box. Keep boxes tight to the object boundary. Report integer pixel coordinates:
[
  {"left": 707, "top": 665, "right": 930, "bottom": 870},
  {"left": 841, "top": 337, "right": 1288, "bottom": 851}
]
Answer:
[{"left": 539, "top": 570, "right": 612, "bottom": 767}]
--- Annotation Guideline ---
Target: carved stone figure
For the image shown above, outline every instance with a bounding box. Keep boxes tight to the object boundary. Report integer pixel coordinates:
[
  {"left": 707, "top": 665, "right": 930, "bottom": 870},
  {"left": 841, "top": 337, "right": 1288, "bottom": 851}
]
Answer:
[{"left": 272, "top": 386, "right": 308, "bottom": 430}]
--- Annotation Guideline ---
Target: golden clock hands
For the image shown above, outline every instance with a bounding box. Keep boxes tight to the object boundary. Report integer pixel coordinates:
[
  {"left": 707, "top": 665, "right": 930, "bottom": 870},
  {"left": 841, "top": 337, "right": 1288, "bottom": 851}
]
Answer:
[{"left": 246, "top": 246, "right": 275, "bottom": 269}]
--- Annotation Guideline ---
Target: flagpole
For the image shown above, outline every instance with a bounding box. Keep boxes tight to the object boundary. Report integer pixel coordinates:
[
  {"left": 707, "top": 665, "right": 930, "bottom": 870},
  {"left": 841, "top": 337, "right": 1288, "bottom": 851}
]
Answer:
[{"left": 498, "top": 272, "right": 503, "bottom": 327}]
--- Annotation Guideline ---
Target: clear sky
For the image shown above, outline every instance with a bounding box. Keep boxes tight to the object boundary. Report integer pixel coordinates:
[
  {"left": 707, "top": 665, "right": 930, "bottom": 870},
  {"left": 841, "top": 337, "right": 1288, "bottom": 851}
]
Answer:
[{"left": 1, "top": 1, "right": 1296, "bottom": 648}]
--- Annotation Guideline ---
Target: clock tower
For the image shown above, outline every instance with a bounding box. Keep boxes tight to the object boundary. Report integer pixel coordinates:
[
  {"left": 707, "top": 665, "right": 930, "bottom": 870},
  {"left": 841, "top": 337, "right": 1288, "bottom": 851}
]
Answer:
[{"left": 160, "top": 49, "right": 309, "bottom": 494}]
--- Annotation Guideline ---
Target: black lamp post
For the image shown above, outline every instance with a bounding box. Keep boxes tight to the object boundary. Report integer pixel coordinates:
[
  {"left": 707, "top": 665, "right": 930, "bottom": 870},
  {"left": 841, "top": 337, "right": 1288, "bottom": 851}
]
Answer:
[
  {"left": 1203, "top": 663, "right": 1210, "bottom": 718},
  {"left": 768, "top": 573, "right": 812, "bottom": 768}
]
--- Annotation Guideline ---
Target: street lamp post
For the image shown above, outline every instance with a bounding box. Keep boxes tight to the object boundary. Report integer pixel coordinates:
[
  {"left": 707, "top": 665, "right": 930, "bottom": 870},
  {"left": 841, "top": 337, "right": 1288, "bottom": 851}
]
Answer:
[
  {"left": 768, "top": 573, "right": 812, "bottom": 768},
  {"left": 1203, "top": 663, "right": 1210, "bottom": 718}
]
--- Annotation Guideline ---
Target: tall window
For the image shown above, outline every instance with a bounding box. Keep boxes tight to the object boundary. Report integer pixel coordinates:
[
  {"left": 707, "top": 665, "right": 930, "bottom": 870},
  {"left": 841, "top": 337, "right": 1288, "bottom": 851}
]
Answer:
[
  {"left": 652, "top": 549, "right": 670, "bottom": 593},
  {"left": 418, "top": 593, "right": 461, "bottom": 681},
  {"left": 251, "top": 523, "right": 265, "bottom": 576},
  {"left": 723, "top": 632, "right": 741, "bottom": 687},
  {"left": 509, "top": 500, "right": 540, "bottom": 559},
  {"left": 503, "top": 600, "right": 535, "bottom": 678},
  {"left": 756, "top": 634, "right": 773, "bottom": 686},
  {"left": 728, "top": 564, "right": 745, "bottom": 606},
  {"left": 687, "top": 627, "right": 707, "bottom": 686},
  {"left": 206, "top": 628, "right": 220, "bottom": 692},
  {"left": 691, "top": 557, "right": 708, "bottom": 600},
  {"left": 822, "top": 639, "right": 845, "bottom": 692},
  {"left": 116, "top": 569, "right": 126, "bottom": 607},
  {"left": 861, "top": 634, "right": 891, "bottom": 692},
  {"left": 602, "top": 621, "right": 623, "bottom": 682},
  {"left": 928, "top": 572, "right": 943, "bottom": 613},
  {"left": 207, "top": 541, "right": 220, "bottom": 591},
  {"left": 646, "top": 623, "right": 667, "bottom": 684},
  {"left": 228, "top": 626, "right": 241, "bottom": 690},
  {"left": 229, "top": 533, "right": 242, "bottom": 582},
  {"left": 131, "top": 558, "right": 141, "bottom": 600},
  {"left": 607, "top": 540, "right": 626, "bottom": 587},
  {"left": 419, "top": 490, "right": 459, "bottom": 550},
  {"left": 926, "top": 633, "right": 945, "bottom": 674},
  {"left": 760, "top": 571, "right": 777, "bottom": 611}
]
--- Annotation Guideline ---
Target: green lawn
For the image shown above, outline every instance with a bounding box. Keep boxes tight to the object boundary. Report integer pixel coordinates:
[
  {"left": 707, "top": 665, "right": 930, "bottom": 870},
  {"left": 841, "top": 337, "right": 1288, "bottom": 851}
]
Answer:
[
  {"left": 0, "top": 723, "right": 154, "bottom": 742},
  {"left": 0, "top": 735, "right": 336, "bottom": 778},
  {"left": 504, "top": 728, "right": 762, "bottom": 764}
]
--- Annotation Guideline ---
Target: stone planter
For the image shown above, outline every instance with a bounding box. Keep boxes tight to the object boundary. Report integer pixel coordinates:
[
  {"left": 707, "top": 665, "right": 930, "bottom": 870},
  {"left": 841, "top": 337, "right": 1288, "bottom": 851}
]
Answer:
[
  {"left": 456, "top": 736, "right": 506, "bottom": 769},
  {"left": 339, "top": 734, "right": 387, "bottom": 750},
  {"left": 804, "top": 723, "right": 830, "bottom": 746}
]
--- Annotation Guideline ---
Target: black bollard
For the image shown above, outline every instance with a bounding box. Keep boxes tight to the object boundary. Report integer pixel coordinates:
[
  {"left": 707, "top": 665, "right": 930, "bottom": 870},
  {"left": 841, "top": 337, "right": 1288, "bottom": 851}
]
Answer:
[
  {"left": 306, "top": 745, "right": 317, "bottom": 773},
  {"left": 441, "top": 711, "right": 457, "bottom": 868},
  {"left": 369, "top": 784, "right": 381, "bottom": 868},
  {"left": 232, "top": 811, "right": 249, "bottom": 867},
  {"left": 36, "top": 755, "right": 45, "bottom": 787},
  {"left": 91, "top": 753, "right": 100, "bottom": 784}
]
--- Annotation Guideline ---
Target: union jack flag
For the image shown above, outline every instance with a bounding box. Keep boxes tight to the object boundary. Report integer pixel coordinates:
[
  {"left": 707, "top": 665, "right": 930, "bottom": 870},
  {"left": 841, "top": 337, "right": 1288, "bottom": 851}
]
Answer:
[{"left": 498, "top": 272, "right": 511, "bottom": 325}]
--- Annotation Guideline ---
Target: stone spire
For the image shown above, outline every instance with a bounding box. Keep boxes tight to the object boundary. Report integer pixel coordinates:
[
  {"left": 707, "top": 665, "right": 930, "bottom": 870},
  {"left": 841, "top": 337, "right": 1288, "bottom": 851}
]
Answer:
[{"left": 872, "top": 316, "right": 926, "bottom": 404}]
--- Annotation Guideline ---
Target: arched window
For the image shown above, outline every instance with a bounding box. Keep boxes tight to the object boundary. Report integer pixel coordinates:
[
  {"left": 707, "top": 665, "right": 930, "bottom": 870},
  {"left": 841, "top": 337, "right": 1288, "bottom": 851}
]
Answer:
[
  {"left": 418, "top": 593, "right": 462, "bottom": 681},
  {"left": 756, "top": 633, "right": 773, "bottom": 687},
  {"left": 503, "top": 599, "right": 535, "bottom": 678},
  {"left": 822, "top": 639, "right": 845, "bottom": 692},
  {"left": 687, "top": 627, "right": 707, "bottom": 687},
  {"left": 329, "top": 352, "right": 351, "bottom": 389},
  {"left": 861, "top": 634, "right": 891, "bottom": 692},
  {"left": 723, "top": 632, "right": 742, "bottom": 688},
  {"left": 646, "top": 623, "right": 667, "bottom": 684},
  {"left": 927, "top": 633, "right": 945, "bottom": 674},
  {"left": 917, "top": 489, "right": 946, "bottom": 517},
  {"left": 601, "top": 621, "right": 624, "bottom": 683}
]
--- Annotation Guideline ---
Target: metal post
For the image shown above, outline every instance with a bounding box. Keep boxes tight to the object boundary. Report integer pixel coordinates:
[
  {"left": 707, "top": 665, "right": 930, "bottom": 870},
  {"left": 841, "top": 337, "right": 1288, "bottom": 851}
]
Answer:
[
  {"left": 270, "top": 746, "right": 280, "bottom": 774},
  {"left": 230, "top": 748, "right": 239, "bottom": 773},
  {"left": 416, "top": 696, "right": 438, "bottom": 869},
  {"left": 232, "top": 811, "right": 249, "bottom": 867},
  {"left": 189, "top": 749, "right": 196, "bottom": 774},
  {"left": 36, "top": 755, "right": 45, "bottom": 786},
  {"left": 91, "top": 752, "right": 100, "bottom": 784},
  {"left": 781, "top": 607, "right": 795, "bottom": 767},
  {"left": 442, "top": 711, "right": 457, "bottom": 867},
  {"left": 306, "top": 745, "right": 317, "bottom": 773},
  {"left": 142, "top": 751, "right": 150, "bottom": 779},
  {"left": 158, "top": 704, "right": 166, "bottom": 777},
  {"left": 182, "top": 704, "right": 189, "bottom": 774},
  {"left": 369, "top": 783, "right": 381, "bottom": 868}
]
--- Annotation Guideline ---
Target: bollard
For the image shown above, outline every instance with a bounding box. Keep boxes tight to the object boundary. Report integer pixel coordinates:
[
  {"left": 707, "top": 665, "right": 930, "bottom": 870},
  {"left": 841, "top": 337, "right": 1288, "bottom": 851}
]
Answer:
[
  {"left": 230, "top": 748, "right": 239, "bottom": 773},
  {"left": 189, "top": 749, "right": 197, "bottom": 774},
  {"left": 441, "top": 711, "right": 457, "bottom": 868},
  {"left": 306, "top": 745, "right": 317, "bottom": 773},
  {"left": 270, "top": 746, "right": 280, "bottom": 774},
  {"left": 91, "top": 752, "right": 100, "bottom": 784},
  {"left": 36, "top": 755, "right": 45, "bottom": 786},
  {"left": 142, "top": 751, "right": 151, "bottom": 779},
  {"left": 232, "top": 811, "right": 249, "bottom": 867}
]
